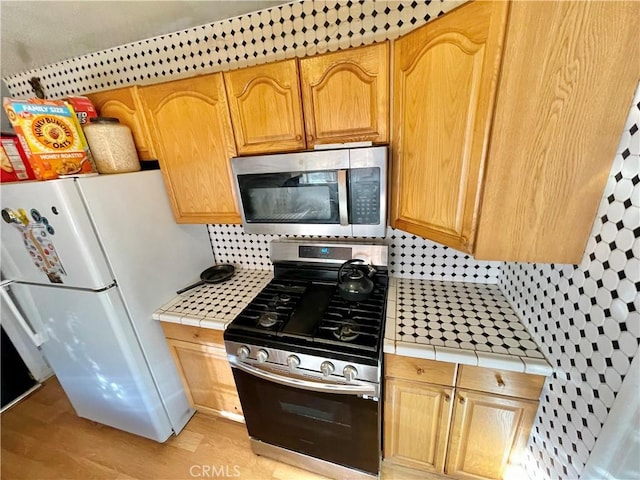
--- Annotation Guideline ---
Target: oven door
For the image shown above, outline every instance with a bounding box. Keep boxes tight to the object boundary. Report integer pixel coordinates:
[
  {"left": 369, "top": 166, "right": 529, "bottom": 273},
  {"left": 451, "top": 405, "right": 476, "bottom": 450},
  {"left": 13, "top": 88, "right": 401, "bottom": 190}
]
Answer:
[{"left": 230, "top": 364, "right": 380, "bottom": 475}]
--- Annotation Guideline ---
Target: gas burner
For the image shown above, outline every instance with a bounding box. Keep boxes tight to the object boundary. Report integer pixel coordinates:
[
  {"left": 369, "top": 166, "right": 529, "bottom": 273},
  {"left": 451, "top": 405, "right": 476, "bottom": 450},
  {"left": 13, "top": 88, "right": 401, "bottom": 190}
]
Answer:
[
  {"left": 332, "top": 321, "right": 360, "bottom": 342},
  {"left": 279, "top": 293, "right": 292, "bottom": 303},
  {"left": 258, "top": 312, "right": 279, "bottom": 328}
]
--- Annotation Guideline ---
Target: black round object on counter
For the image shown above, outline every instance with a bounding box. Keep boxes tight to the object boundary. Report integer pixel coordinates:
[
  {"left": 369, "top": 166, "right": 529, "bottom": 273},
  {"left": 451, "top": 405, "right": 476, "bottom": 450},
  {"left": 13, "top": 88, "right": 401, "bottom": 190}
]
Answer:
[{"left": 176, "top": 264, "right": 235, "bottom": 294}]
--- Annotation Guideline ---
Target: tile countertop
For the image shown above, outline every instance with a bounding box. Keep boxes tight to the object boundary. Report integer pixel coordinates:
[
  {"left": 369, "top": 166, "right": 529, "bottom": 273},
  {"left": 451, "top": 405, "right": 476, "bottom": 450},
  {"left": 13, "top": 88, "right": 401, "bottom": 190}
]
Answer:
[
  {"left": 153, "top": 269, "right": 552, "bottom": 376},
  {"left": 385, "top": 278, "right": 553, "bottom": 376},
  {"left": 153, "top": 269, "right": 273, "bottom": 329}
]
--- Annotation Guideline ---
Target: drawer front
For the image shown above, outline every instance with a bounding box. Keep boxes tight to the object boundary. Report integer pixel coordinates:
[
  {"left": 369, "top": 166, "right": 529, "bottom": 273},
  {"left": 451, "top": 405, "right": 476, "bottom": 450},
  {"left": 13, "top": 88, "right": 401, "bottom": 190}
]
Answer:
[
  {"left": 385, "top": 354, "right": 456, "bottom": 386},
  {"left": 161, "top": 322, "right": 224, "bottom": 347},
  {"left": 457, "top": 365, "right": 545, "bottom": 400}
]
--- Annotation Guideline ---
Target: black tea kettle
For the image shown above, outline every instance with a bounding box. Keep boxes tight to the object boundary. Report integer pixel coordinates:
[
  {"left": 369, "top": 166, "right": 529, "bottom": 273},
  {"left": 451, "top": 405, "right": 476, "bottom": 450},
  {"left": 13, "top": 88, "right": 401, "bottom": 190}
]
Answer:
[{"left": 337, "top": 259, "right": 377, "bottom": 302}]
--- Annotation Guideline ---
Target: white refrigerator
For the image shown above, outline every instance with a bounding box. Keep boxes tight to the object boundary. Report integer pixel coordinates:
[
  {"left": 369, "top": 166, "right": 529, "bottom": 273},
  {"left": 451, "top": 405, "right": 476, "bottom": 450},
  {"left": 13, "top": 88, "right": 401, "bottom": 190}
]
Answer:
[{"left": 0, "top": 170, "right": 213, "bottom": 441}]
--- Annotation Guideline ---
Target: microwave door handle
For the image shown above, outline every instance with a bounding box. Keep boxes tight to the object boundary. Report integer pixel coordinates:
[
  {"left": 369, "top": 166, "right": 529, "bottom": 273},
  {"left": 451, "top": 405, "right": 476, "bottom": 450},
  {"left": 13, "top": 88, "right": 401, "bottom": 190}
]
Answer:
[
  {"left": 337, "top": 169, "right": 349, "bottom": 226},
  {"left": 228, "top": 356, "right": 377, "bottom": 397},
  {"left": 0, "top": 282, "right": 45, "bottom": 347}
]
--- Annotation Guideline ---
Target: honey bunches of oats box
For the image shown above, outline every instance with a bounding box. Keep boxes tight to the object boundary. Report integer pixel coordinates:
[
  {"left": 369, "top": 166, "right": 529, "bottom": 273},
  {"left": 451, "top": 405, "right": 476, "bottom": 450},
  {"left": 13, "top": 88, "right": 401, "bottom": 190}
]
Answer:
[{"left": 2, "top": 98, "right": 95, "bottom": 180}]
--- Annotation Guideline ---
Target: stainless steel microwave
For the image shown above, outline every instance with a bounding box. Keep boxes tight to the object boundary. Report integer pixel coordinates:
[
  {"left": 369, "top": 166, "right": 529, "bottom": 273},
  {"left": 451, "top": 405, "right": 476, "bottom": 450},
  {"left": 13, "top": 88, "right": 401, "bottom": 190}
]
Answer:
[{"left": 230, "top": 146, "right": 387, "bottom": 237}]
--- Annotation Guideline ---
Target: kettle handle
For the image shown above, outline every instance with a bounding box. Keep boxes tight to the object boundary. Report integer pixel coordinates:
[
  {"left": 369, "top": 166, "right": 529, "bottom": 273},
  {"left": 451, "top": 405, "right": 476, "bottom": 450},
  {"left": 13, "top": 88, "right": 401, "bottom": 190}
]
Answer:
[{"left": 338, "top": 259, "right": 376, "bottom": 282}]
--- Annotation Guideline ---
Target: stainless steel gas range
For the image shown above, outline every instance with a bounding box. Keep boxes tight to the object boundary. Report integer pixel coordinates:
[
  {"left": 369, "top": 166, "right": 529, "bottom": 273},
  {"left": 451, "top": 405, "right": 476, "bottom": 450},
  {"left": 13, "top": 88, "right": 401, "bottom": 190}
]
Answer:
[{"left": 224, "top": 240, "right": 389, "bottom": 479}]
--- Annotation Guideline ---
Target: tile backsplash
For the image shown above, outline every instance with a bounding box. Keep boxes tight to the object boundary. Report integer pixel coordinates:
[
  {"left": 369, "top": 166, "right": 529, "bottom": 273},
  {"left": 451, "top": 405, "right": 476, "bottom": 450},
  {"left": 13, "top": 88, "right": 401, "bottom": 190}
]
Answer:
[
  {"left": 2, "top": 0, "right": 466, "bottom": 99},
  {"left": 207, "top": 224, "right": 502, "bottom": 284},
  {"left": 498, "top": 83, "right": 639, "bottom": 480}
]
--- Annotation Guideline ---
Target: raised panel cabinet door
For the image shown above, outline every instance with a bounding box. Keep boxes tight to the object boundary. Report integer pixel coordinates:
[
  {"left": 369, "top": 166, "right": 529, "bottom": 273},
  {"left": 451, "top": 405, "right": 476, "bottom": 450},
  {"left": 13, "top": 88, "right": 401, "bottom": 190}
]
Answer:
[
  {"left": 391, "top": 1, "right": 509, "bottom": 253},
  {"left": 223, "top": 59, "right": 305, "bottom": 154},
  {"left": 474, "top": 1, "right": 640, "bottom": 263},
  {"left": 86, "top": 86, "right": 156, "bottom": 160},
  {"left": 445, "top": 390, "right": 538, "bottom": 480},
  {"left": 299, "top": 42, "right": 389, "bottom": 146},
  {"left": 384, "top": 378, "right": 453, "bottom": 472},
  {"left": 139, "top": 74, "right": 240, "bottom": 224},
  {"left": 166, "top": 339, "right": 243, "bottom": 420}
]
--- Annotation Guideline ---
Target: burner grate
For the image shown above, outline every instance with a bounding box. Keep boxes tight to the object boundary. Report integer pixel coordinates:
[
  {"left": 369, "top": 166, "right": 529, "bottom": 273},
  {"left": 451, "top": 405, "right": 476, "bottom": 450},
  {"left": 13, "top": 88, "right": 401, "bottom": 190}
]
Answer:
[
  {"left": 228, "top": 280, "right": 307, "bottom": 335},
  {"left": 314, "top": 284, "right": 387, "bottom": 351},
  {"left": 226, "top": 268, "right": 388, "bottom": 357}
]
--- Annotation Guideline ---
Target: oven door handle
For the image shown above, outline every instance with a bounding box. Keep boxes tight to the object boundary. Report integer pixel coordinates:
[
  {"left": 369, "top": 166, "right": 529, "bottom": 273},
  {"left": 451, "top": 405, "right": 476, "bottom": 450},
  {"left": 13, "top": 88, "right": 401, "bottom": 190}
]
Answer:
[
  {"left": 337, "top": 169, "right": 349, "bottom": 226},
  {"left": 229, "top": 357, "right": 378, "bottom": 397}
]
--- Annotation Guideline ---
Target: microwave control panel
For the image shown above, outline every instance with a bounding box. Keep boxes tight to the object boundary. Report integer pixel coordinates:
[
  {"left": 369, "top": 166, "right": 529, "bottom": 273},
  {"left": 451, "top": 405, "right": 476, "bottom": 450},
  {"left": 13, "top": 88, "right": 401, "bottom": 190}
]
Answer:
[{"left": 349, "top": 168, "right": 380, "bottom": 225}]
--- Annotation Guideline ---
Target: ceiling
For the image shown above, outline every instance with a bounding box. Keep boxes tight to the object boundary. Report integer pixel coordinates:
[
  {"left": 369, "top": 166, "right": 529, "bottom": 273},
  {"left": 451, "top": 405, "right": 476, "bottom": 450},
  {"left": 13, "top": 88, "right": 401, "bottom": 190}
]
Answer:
[{"left": 0, "top": 0, "right": 289, "bottom": 78}]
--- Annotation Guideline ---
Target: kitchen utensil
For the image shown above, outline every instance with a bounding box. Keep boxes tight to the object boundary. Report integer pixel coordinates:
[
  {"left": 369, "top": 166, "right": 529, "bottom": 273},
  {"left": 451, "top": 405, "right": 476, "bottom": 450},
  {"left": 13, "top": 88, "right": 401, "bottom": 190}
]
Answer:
[
  {"left": 337, "top": 259, "right": 377, "bottom": 302},
  {"left": 176, "top": 264, "right": 235, "bottom": 294},
  {"left": 65, "top": 158, "right": 90, "bottom": 175}
]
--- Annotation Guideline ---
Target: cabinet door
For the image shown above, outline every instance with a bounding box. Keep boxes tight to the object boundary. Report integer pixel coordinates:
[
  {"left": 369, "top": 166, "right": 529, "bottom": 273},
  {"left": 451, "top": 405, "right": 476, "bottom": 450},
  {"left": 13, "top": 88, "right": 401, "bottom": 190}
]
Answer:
[
  {"left": 224, "top": 59, "right": 305, "bottom": 154},
  {"left": 384, "top": 378, "right": 452, "bottom": 472},
  {"left": 391, "top": 1, "right": 509, "bottom": 253},
  {"left": 446, "top": 390, "right": 538, "bottom": 480},
  {"left": 474, "top": 1, "right": 640, "bottom": 263},
  {"left": 300, "top": 43, "right": 389, "bottom": 147},
  {"left": 139, "top": 74, "right": 240, "bottom": 224},
  {"left": 166, "top": 338, "right": 243, "bottom": 420},
  {"left": 87, "top": 86, "right": 156, "bottom": 160}
]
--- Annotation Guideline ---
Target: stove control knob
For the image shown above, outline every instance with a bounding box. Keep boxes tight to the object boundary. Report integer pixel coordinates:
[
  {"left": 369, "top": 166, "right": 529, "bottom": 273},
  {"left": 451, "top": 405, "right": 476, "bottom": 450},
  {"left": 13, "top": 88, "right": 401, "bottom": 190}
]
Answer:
[
  {"left": 320, "top": 361, "right": 335, "bottom": 377},
  {"left": 343, "top": 365, "right": 358, "bottom": 383},
  {"left": 287, "top": 355, "right": 301, "bottom": 371},
  {"left": 256, "top": 349, "right": 269, "bottom": 363},
  {"left": 237, "top": 346, "right": 250, "bottom": 361}
]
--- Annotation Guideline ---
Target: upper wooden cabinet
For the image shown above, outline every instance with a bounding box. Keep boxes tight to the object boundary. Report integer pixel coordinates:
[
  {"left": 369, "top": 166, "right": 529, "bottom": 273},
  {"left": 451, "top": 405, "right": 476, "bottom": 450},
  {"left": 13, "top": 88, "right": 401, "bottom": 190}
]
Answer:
[
  {"left": 391, "top": 1, "right": 509, "bottom": 253},
  {"left": 474, "top": 0, "right": 640, "bottom": 263},
  {"left": 139, "top": 74, "right": 240, "bottom": 224},
  {"left": 223, "top": 60, "right": 306, "bottom": 154},
  {"left": 299, "top": 43, "right": 389, "bottom": 147},
  {"left": 392, "top": 0, "right": 639, "bottom": 262},
  {"left": 86, "top": 86, "right": 156, "bottom": 160}
]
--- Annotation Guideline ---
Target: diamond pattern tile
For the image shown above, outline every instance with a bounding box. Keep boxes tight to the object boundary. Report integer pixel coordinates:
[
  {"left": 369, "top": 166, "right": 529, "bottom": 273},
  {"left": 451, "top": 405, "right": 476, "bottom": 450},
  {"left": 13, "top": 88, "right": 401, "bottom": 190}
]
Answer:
[
  {"left": 394, "top": 279, "right": 546, "bottom": 360},
  {"left": 207, "top": 224, "right": 502, "bottom": 284},
  {"left": 153, "top": 269, "right": 273, "bottom": 328},
  {"left": 3, "top": 0, "right": 467, "bottom": 98},
  {"left": 499, "top": 83, "right": 640, "bottom": 480}
]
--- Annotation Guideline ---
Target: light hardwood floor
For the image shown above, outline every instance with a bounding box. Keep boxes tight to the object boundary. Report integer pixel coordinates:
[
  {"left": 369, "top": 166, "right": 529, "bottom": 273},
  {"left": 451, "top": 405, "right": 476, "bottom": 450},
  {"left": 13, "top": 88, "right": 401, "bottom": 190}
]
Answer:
[{"left": 1, "top": 378, "right": 447, "bottom": 480}]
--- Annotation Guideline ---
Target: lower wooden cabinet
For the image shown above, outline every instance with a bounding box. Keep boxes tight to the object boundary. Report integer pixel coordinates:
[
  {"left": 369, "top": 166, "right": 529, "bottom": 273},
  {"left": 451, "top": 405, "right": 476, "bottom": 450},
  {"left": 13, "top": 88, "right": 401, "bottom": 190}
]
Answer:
[
  {"left": 445, "top": 390, "right": 538, "bottom": 480},
  {"left": 384, "top": 378, "right": 453, "bottom": 472},
  {"left": 161, "top": 323, "right": 242, "bottom": 421},
  {"left": 384, "top": 355, "right": 545, "bottom": 480}
]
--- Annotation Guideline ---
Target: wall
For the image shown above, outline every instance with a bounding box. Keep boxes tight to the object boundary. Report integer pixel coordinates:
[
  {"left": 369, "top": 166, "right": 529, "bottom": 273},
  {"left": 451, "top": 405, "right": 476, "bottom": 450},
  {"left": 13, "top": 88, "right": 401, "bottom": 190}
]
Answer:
[
  {"left": 2, "top": 0, "right": 466, "bottom": 98},
  {"left": 207, "top": 224, "right": 502, "bottom": 283},
  {"left": 498, "top": 84, "right": 639, "bottom": 480}
]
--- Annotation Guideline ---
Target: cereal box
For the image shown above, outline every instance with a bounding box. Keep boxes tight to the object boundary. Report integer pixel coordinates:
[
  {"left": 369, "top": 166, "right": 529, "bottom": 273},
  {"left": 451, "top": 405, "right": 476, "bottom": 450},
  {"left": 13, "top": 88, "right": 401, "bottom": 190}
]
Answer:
[
  {"left": 3, "top": 98, "right": 95, "bottom": 180},
  {"left": 65, "top": 96, "right": 97, "bottom": 125},
  {"left": 0, "top": 134, "right": 36, "bottom": 183}
]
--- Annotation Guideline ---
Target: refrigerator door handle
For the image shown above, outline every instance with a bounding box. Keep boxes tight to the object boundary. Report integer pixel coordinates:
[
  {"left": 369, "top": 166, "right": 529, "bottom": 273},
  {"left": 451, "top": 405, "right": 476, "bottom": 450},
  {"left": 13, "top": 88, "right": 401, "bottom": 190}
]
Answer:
[{"left": 0, "top": 281, "right": 46, "bottom": 347}]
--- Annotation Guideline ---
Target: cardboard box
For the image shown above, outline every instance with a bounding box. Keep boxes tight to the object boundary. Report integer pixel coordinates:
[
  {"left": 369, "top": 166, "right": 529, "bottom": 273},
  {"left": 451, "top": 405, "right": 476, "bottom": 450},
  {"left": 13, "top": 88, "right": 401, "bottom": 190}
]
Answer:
[
  {"left": 3, "top": 98, "right": 95, "bottom": 180},
  {"left": 1, "top": 135, "right": 36, "bottom": 182},
  {"left": 65, "top": 96, "right": 97, "bottom": 125}
]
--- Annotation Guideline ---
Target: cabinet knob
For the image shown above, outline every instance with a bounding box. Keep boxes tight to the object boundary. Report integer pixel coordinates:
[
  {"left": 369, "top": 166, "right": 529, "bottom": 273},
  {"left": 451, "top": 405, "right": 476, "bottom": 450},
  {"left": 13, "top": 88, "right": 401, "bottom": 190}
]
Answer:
[
  {"left": 307, "top": 134, "right": 314, "bottom": 142},
  {"left": 459, "top": 396, "right": 465, "bottom": 404},
  {"left": 416, "top": 368, "right": 425, "bottom": 375},
  {"left": 444, "top": 394, "right": 450, "bottom": 402},
  {"left": 295, "top": 134, "right": 302, "bottom": 141},
  {"left": 496, "top": 374, "right": 505, "bottom": 387}
]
